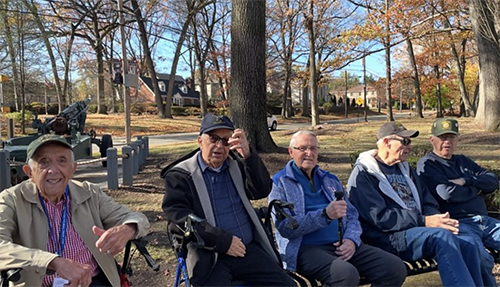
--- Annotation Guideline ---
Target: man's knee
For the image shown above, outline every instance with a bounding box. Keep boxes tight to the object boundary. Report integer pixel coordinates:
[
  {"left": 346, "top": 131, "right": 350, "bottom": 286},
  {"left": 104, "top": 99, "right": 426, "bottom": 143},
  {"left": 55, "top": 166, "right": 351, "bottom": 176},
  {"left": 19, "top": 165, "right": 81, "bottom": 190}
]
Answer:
[{"left": 328, "top": 258, "right": 359, "bottom": 286}]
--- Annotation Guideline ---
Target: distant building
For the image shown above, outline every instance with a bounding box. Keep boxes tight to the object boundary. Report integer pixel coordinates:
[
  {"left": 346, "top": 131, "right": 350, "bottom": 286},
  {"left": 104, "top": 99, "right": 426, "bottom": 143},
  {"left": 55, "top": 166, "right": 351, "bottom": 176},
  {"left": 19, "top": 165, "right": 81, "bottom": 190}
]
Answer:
[
  {"left": 331, "top": 84, "right": 381, "bottom": 108},
  {"left": 132, "top": 74, "right": 200, "bottom": 106}
]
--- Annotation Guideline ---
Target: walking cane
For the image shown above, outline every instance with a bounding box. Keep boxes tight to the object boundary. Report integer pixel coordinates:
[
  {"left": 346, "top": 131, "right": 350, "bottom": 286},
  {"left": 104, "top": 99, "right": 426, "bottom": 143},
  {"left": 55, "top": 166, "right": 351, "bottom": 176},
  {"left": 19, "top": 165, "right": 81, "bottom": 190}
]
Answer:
[{"left": 334, "top": 191, "right": 344, "bottom": 245}]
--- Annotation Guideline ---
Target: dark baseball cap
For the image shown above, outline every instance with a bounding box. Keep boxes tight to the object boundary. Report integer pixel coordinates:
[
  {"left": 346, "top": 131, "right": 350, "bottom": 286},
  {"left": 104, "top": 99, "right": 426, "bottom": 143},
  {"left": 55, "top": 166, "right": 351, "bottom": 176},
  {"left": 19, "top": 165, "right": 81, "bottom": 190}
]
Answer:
[
  {"left": 376, "top": 122, "right": 419, "bottom": 139},
  {"left": 431, "top": 118, "right": 459, "bottom": 136},
  {"left": 199, "top": 113, "right": 235, "bottom": 135},
  {"left": 27, "top": 134, "right": 72, "bottom": 160}
]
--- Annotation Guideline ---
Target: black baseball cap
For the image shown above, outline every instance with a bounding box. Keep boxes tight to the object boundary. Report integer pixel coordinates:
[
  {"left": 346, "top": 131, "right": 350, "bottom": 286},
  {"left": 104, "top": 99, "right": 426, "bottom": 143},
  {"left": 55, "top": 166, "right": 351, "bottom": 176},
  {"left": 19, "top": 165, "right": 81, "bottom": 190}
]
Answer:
[
  {"left": 376, "top": 122, "right": 419, "bottom": 140},
  {"left": 199, "top": 113, "right": 235, "bottom": 135}
]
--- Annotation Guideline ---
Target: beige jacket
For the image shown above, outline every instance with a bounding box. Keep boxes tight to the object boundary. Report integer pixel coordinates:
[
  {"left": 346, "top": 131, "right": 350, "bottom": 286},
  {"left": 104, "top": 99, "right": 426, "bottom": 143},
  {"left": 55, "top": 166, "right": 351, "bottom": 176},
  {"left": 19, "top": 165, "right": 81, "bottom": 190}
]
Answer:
[{"left": 0, "top": 179, "right": 149, "bottom": 287}]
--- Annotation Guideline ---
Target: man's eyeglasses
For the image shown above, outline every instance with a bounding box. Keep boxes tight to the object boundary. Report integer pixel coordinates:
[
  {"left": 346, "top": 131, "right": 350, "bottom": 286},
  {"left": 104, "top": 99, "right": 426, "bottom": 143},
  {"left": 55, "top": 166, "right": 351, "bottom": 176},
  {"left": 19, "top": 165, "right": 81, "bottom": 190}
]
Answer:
[
  {"left": 437, "top": 134, "right": 458, "bottom": 141},
  {"left": 292, "top": 146, "right": 319, "bottom": 152},
  {"left": 388, "top": 137, "right": 412, "bottom": 146},
  {"left": 206, "top": 133, "right": 230, "bottom": 146}
]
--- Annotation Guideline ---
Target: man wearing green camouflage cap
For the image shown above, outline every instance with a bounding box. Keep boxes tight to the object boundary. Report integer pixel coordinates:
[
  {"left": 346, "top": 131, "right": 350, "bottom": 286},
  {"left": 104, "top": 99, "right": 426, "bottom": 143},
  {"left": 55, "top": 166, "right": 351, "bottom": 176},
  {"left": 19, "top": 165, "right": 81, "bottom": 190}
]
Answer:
[
  {"left": 417, "top": 118, "right": 500, "bottom": 287},
  {"left": 0, "top": 134, "right": 149, "bottom": 287}
]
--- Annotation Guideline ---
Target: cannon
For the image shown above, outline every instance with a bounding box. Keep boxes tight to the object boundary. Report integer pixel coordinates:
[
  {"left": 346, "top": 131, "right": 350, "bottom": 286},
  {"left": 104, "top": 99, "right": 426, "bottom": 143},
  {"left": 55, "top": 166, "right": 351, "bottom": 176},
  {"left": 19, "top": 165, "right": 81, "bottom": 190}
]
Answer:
[{"left": 1, "top": 98, "right": 113, "bottom": 185}]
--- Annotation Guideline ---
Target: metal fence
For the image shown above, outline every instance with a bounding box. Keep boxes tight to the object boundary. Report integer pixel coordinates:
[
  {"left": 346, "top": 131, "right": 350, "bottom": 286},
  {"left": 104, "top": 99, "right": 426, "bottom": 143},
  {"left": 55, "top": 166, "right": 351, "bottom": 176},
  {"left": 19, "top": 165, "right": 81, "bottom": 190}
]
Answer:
[{"left": 0, "top": 136, "right": 149, "bottom": 192}]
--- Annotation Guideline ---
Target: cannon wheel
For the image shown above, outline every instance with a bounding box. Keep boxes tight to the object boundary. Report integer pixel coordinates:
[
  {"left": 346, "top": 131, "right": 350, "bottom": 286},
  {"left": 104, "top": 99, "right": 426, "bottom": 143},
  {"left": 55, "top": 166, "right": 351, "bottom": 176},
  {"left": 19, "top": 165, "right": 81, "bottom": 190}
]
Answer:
[{"left": 100, "top": 134, "right": 113, "bottom": 167}]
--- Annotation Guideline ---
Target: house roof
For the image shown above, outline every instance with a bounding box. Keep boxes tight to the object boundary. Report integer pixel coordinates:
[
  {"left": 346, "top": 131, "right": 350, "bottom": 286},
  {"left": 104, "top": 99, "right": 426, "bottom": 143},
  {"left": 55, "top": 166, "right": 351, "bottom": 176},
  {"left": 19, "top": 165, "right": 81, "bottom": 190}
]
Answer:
[
  {"left": 139, "top": 76, "right": 200, "bottom": 99},
  {"left": 156, "top": 73, "right": 185, "bottom": 82}
]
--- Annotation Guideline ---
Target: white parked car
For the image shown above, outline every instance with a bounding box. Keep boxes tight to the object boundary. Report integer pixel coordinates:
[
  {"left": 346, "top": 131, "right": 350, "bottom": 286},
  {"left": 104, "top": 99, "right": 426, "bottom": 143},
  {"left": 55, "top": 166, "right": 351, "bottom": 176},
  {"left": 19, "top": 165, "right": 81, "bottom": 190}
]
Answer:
[{"left": 267, "top": 113, "right": 278, "bottom": 131}]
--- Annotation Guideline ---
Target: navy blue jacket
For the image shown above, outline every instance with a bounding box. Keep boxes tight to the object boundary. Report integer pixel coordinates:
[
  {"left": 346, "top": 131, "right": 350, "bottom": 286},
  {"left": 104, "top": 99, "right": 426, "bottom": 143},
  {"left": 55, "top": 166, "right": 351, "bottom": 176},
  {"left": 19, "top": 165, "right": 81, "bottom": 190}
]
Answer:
[
  {"left": 347, "top": 150, "right": 440, "bottom": 254},
  {"left": 417, "top": 152, "right": 499, "bottom": 218}
]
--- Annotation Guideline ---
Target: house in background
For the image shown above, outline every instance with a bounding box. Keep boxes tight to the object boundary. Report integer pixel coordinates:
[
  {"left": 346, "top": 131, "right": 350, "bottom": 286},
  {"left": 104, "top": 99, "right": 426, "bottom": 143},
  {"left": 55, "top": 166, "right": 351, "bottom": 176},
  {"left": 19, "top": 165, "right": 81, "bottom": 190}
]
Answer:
[
  {"left": 132, "top": 74, "right": 200, "bottom": 106},
  {"left": 330, "top": 84, "right": 381, "bottom": 108}
]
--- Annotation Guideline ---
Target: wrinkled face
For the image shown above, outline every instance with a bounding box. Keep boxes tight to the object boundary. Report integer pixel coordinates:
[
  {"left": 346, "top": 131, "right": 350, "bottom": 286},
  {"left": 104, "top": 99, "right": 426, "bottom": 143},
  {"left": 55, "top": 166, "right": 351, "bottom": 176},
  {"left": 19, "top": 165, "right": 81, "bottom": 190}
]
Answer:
[
  {"left": 431, "top": 133, "right": 458, "bottom": 159},
  {"left": 288, "top": 133, "right": 319, "bottom": 176},
  {"left": 385, "top": 136, "right": 412, "bottom": 163},
  {"left": 198, "top": 128, "right": 232, "bottom": 168},
  {"left": 22, "top": 143, "right": 77, "bottom": 203}
]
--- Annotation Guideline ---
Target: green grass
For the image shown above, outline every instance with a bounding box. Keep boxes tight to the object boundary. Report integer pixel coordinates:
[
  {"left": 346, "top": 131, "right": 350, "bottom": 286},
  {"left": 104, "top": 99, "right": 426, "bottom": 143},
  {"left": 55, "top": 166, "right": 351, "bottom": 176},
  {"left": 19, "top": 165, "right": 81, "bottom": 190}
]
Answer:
[{"left": 111, "top": 115, "right": 499, "bottom": 286}]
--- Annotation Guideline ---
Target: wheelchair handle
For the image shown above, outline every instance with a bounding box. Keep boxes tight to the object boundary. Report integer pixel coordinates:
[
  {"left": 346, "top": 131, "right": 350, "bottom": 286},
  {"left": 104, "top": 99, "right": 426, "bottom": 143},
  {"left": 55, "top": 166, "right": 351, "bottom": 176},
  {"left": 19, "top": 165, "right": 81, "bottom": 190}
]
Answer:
[
  {"left": 268, "top": 200, "right": 299, "bottom": 230},
  {"left": 185, "top": 214, "right": 208, "bottom": 249},
  {"left": 132, "top": 238, "right": 160, "bottom": 271}
]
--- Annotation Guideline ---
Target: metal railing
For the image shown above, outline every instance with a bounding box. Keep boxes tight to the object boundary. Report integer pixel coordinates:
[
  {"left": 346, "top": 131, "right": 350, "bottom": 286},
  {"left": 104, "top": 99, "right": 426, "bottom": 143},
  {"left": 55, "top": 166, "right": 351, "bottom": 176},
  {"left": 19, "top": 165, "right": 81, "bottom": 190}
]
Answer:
[{"left": 0, "top": 137, "right": 149, "bottom": 192}]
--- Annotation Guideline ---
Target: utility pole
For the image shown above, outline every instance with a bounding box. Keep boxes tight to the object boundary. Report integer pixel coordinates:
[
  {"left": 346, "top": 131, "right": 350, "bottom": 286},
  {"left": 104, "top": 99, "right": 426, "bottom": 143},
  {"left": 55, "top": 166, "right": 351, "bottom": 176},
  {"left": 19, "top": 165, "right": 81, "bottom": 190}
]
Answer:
[
  {"left": 362, "top": 57, "right": 367, "bottom": 122},
  {"left": 344, "top": 71, "right": 348, "bottom": 118},
  {"left": 118, "top": 0, "right": 131, "bottom": 144},
  {"left": 400, "top": 88, "right": 404, "bottom": 113}
]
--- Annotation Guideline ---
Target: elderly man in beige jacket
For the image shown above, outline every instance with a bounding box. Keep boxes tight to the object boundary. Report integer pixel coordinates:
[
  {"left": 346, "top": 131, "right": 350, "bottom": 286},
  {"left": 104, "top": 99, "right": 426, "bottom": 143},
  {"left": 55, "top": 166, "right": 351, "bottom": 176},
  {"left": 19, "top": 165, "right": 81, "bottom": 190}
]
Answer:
[{"left": 0, "top": 134, "right": 149, "bottom": 287}]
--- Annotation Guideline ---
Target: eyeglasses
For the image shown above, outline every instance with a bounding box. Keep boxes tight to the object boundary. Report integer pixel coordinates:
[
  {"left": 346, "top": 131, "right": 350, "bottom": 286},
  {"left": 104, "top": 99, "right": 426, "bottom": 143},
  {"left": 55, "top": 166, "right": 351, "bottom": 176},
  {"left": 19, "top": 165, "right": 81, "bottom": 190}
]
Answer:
[
  {"left": 437, "top": 134, "right": 458, "bottom": 141},
  {"left": 292, "top": 146, "right": 319, "bottom": 152},
  {"left": 388, "top": 137, "right": 412, "bottom": 146},
  {"left": 206, "top": 133, "right": 230, "bottom": 146}
]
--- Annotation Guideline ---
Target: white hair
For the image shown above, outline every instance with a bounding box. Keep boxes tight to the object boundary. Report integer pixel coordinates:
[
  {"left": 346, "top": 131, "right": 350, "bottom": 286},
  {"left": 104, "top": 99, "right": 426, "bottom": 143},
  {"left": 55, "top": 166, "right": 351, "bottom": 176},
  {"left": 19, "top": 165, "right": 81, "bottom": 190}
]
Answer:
[{"left": 289, "top": 130, "right": 318, "bottom": 147}]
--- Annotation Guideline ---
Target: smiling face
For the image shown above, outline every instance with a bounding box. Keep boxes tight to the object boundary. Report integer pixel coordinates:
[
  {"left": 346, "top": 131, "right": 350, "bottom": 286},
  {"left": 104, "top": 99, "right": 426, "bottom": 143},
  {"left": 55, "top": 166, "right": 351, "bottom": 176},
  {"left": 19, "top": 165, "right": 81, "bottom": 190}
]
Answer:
[
  {"left": 288, "top": 132, "right": 319, "bottom": 177},
  {"left": 198, "top": 128, "right": 233, "bottom": 168},
  {"left": 431, "top": 133, "right": 459, "bottom": 159},
  {"left": 22, "top": 143, "right": 77, "bottom": 203}
]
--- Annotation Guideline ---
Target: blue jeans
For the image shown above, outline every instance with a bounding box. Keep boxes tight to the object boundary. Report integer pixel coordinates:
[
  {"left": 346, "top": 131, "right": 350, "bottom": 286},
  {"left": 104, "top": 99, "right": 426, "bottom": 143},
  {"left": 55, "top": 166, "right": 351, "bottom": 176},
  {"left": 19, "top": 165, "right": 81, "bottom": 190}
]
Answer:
[
  {"left": 399, "top": 227, "right": 483, "bottom": 287},
  {"left": 459, "top": 215, "right": 500, "bottom": 287}
]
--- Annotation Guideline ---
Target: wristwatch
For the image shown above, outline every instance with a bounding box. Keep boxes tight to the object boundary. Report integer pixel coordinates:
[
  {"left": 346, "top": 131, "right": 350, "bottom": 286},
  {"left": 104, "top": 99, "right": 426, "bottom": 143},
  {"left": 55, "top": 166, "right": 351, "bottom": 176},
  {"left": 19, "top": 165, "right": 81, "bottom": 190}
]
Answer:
[{"left": 322, "top": 208, "right": 332, "bottom": 223}]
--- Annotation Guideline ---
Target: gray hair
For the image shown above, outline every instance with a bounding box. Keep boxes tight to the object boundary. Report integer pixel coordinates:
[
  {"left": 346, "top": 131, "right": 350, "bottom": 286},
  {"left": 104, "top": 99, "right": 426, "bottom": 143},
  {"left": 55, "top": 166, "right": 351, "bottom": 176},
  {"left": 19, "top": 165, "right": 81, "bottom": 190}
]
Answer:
[{"left": 289, "top": 130, "right": 318, "bottom": 147}]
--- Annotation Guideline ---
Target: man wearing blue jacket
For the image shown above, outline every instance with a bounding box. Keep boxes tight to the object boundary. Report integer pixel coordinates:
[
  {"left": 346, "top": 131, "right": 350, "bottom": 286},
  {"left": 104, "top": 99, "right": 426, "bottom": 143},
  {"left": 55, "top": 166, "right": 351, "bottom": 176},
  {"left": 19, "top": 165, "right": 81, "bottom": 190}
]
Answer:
[
  {"left": 347, "top": 121, "right": 485, "bottom": 287},
  {"left": 417, "top": 118, "right": 499, "bottom": 287},
  {"left": 269, "top": 130, "right": 406, "bottom": 287}
]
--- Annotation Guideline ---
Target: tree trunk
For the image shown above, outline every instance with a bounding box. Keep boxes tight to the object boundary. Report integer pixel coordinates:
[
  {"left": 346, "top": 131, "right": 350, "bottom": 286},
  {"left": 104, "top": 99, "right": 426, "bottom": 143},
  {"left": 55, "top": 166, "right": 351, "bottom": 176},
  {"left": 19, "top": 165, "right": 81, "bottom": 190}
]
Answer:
[
  {"left": 230, "top": 0, "right": 276, "bottom": 152},
  {"left": 130, "top": 0, "right": 165, "bottom": 117},
  {"left": 23, "top": 0, "right": 66, "bottom": 111},
  {"left": 302, "top": 78, "right": 309, "bottom": 116},
  {"left": 2, "top": 3, "right": 20, "bottom": 112},
  {"left": 433, "top": 65, "right": 443, "bottom": 118},
  {"left": 96, "top": 43, "right": 106, "bottom": 114},
  {"left": 406, "top": 39, "right": 424, "bottom": 118},
  {"left": 384, "top": 40, "right": 394, "bottom": 121},
  {"left": 443, "top": 17, "right": 475, "bottom": 117},
  {"left": 307, "top": 0, "right": 319, "bottom": 126},
  {"left": 469, "top": 0, "right": 500, "bottom": 131}
]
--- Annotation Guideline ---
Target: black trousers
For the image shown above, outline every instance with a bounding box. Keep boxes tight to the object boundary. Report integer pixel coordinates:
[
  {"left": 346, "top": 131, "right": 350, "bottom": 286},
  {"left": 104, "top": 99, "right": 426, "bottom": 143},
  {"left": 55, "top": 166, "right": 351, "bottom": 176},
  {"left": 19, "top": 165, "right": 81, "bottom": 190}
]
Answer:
[
  {"left": 202, "top": 241, "right": 296, "bottom": 287},
  {"left": 297, "top": 243, "right": 407, "bottom": 287},
  {"left": 89, "top": 270, "right": 112, "bottom": 287}
]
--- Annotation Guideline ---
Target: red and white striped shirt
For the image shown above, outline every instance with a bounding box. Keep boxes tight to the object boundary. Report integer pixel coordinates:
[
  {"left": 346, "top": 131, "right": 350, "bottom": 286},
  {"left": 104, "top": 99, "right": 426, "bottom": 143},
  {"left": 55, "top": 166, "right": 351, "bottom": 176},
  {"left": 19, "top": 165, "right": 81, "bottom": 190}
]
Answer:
[{"left": 41, "top": 196, "right": 99, "bottom": 287}]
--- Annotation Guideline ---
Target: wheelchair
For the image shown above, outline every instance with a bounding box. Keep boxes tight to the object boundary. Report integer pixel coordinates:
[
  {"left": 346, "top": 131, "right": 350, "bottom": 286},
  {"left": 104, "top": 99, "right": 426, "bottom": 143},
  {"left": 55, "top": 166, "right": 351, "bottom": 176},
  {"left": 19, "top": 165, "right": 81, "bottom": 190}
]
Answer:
[
  {"left": 0, "top": 238, "right": 159, "bottom": 287},
  {"left": 168, "top": 200, "right": 309, "bottom": 287}
]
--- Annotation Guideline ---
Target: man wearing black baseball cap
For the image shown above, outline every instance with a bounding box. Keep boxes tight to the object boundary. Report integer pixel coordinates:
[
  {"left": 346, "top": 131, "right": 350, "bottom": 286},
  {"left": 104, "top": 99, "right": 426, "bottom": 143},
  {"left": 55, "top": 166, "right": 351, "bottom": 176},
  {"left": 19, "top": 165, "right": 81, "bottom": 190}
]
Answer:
[
  {"left": 161, "top": 113, "right": 296, "bottom": 286},
  {"left": 347, "top": 121, "right": 485, "bottom": 287},
  {"left": 0, "top": 134, "right": 149, "bottom": 287},
  {"left": 417, "top": 118, "right": 499, "bottom": 287}
]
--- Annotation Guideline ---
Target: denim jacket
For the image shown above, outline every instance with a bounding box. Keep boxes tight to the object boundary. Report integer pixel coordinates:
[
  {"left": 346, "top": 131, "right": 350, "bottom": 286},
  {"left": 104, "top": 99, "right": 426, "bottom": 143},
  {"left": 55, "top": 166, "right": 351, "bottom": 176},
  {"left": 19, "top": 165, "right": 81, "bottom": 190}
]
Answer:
[{"left": 269, "top": 160, "right": 362, "bottom": 271}]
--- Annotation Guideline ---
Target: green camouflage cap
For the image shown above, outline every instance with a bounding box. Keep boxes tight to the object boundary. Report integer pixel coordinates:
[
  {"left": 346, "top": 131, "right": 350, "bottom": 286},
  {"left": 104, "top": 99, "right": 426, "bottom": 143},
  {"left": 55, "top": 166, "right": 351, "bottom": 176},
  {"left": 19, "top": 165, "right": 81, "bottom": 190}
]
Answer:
[
  {"left": 431, "top": 118, "right": 460, "bottom": 137},
  {"left": 27, "top": 134, "right": 72, "bottom": 160}
]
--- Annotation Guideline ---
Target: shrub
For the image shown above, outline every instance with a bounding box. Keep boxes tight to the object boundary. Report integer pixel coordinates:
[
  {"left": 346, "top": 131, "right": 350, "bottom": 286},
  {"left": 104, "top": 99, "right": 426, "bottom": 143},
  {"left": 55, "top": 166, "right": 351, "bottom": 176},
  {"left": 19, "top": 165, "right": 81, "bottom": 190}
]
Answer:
[
  {"left": 131, "top": 103, "right": 146, "bottom": 115},
  {"left": 323, "top": 102, "right": 333, "bottom": 114},
  {"left": 185, "top": 107, "right": 201, "bottom": 116},
  {"left": 172, "top": 106, "right": 187, "bottom": 116},
  {"left": 3, "top": 110, "right": 34, "bottom": 124},
  {"left": 87, "top": 104, "right": 98, "bottom": 113},
  {"left": 145, "top": 103, "right": 158, "bottom": 115},
  {"left": 27, "top": 102, "right": 46, "bottom": 114}
]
